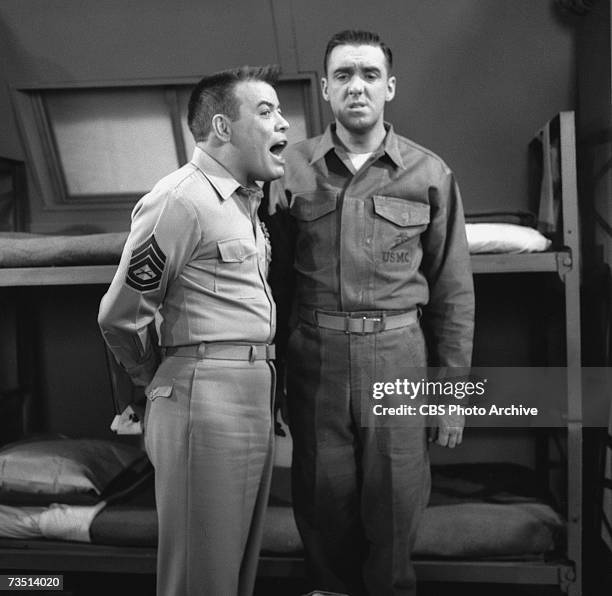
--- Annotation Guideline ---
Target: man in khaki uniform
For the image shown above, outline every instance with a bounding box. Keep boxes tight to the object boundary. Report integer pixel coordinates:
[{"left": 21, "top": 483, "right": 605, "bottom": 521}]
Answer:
[{"left": 98, "top": 65, "right": 289, "bottom": 596}]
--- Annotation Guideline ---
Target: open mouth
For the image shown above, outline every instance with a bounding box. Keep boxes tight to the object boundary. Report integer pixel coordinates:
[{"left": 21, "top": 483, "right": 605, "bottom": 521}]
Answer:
[{"left": 269, "top": 140, "right": 287, "bottom": 157}]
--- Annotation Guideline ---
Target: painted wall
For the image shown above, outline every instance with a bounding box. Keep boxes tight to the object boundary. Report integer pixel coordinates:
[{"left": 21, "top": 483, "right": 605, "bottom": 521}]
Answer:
[
  {"left": 0, "top": 0, "right": 576, "bottom": 219},
  {"left": 0, "top": 1, "right": 578, "bottom": 443},
  {"left": 576, "top": 0, "right": 612, "bottom": 271},
  {"left": 291, "top": 0, "right": 576, "bottom": 213}
]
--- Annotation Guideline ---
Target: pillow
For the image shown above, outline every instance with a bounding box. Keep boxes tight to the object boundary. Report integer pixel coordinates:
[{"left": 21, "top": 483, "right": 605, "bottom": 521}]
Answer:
[
  {"left": 0, "top": 438, "right": 147, "bottom": 505},
  {"left": 466, "top": 223, "right": 551, "bottom": 254}
]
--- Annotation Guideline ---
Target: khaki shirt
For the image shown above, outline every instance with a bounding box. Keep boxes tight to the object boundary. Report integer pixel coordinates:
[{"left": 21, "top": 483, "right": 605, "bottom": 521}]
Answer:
[
  {"left": 99, "top": 148, "right": 275, "bottom": 386},
  {"left": 266, "top": 123, "right": 474, "bottom": 368}
]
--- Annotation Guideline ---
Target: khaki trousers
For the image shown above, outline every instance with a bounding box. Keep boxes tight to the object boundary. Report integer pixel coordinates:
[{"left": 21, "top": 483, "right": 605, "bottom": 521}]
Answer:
[{"left": 144, "top": 355, "right": 274, "bottom": 596}]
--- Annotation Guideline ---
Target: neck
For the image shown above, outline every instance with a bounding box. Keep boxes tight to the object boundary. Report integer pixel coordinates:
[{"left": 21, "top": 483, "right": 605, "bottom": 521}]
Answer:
[
  {"left": 197, "top": 141, "right": 249, "bottom": 187},
  {"left": 335, "top": 120, "right": 386, "bottom": 153}
]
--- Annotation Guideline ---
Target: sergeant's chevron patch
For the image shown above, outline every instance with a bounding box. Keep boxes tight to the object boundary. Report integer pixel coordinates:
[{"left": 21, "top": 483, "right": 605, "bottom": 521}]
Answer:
[{"left": 126, "top": 235, "right": 166, "bottom": 292}]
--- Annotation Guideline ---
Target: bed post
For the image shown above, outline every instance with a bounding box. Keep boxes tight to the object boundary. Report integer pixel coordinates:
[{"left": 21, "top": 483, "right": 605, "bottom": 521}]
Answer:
[{"left": 559, "top": 110, "right": 582, "bottom": 596}]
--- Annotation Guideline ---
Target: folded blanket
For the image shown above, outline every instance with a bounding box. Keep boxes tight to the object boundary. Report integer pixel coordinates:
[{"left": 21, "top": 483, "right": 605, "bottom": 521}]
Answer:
[
  {"left": 39, "top": 502, "right": 106, "bottom": 542},
  {"left": 0, "top": 504, "right": 48, "bottom": 539},
  {"left": 465, "top": 211, "right": 537, "bottom": 227},
  {"left": 0, "top": 501, "right": 105, "bottom": 542},
  {"left": 0, "top": 232, "right": 127, "bottom": 267},
  {"left": 413, "top": 502, "right": 562, "bottom": 558}
]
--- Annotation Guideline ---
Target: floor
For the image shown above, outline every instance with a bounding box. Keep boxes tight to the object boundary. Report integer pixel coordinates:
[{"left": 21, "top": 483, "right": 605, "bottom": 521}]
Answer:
[
  {"left": 53, "top": 574, "right": 573, "bottom": 596},
  {"left": 30, "top": 554, "right": 612, "bottom": 596},
  {"left": 254, "top": 581, "right": 567, "bottom": 596}
]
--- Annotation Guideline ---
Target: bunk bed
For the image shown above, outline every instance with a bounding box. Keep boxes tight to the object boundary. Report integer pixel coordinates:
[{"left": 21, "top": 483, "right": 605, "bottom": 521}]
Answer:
[{"left": 0, "top": 112, "right": 582, "bottom": 595}]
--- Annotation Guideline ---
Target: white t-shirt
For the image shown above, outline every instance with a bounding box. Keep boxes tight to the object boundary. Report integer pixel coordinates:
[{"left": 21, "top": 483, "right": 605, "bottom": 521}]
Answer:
[{"left": 347, "top": 151, "right": 373, "bottom": 171}]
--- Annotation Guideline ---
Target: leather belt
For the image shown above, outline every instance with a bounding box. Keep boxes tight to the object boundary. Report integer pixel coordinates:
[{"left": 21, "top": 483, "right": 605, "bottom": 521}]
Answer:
[
  {"left": 299, "top": 307, "right": 418, "bottom": 334},
  {"left": 164, "top": 342, "right": 275, "bottom": 362}
]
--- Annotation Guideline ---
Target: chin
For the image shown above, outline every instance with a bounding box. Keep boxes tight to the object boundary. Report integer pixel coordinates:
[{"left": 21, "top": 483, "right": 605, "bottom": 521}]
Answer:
[
  {"left": 253, "top": 167, "right": 284, "bottom": 182},
  {"left": 340, "top": 116, "right": 374, "bottom": 132},
  {"left": 267, "top": 165, "right": 286, "bottom": 181}
]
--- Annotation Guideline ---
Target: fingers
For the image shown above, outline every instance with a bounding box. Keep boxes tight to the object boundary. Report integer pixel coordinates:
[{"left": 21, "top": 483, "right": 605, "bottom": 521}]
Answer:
[
  {"left": 433, "top": 414, "right": 464, "bottom": 448},
  {"left": 437, "top": 426, "right": 462, "bottom": 448}
]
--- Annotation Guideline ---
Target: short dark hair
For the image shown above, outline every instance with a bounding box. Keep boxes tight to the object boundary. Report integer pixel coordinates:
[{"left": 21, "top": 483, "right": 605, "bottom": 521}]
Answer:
[
  {"left": 187, "top": 65, "right": 279, "bottom": 142},
  {"left": 323, "top": 30, "right": 393, "bottom": 75}
]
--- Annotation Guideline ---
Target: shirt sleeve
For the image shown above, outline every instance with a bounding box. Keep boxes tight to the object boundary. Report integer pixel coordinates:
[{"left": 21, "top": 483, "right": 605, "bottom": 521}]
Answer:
[
  {"left": 98, "top": 187, "right": 201, "bottom": 386},
  {"left": 420, "top": 169, "right": 475, "bottom": 370}
]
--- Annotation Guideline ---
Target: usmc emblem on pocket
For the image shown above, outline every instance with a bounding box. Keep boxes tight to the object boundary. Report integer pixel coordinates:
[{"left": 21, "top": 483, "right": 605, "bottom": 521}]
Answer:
[
  {"left": 389, "top": 232, "right": 414, "bottom": 249},
  {"left": 382, "top": 251, "right": 412, "bottom": 264},
  {"left": 126, "top": 234, "right": 166, "bottom": 292}
]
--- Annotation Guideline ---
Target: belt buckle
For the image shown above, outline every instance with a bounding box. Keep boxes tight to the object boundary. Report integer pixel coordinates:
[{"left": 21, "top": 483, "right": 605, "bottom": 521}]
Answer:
[
  {"left": 368, "top": 316, "right": 383, "bottom": 334},
  {"left": 348, "top": 315, "right": 383, "bottom": 334}
]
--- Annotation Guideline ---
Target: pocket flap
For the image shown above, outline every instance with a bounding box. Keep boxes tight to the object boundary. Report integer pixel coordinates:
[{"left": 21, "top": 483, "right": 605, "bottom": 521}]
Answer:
[
  {"left": 290, "top": 191, "right": 338, "bottom": 221},
  {"left": 373, "top": 196, "right": 430, "bottom": 227},
  {"left": 217, "top": 238, "right": 257, "bottom": 263},
  {"left": 146, "top": 384, "right": 173, "bottom": 401}
]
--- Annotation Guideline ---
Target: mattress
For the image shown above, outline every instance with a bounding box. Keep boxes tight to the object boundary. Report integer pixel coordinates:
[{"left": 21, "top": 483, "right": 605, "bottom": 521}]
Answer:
[
  {"left": 0, "top": 463, "right": 562, "bottom": 560},
  {"left": 0, "top": 216, "right": 553, "bottom": 271}
]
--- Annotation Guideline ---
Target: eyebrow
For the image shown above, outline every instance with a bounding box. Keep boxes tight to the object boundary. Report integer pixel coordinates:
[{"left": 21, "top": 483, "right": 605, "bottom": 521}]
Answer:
[
  {"left": 332, "top": 65, "right": 382, "bottom": 75},
  {"left": 333, "top": 66, "right": 355, "bottom": 75},
  {"left": 257, "top": 100, "right": 278, "bottom": 109}
]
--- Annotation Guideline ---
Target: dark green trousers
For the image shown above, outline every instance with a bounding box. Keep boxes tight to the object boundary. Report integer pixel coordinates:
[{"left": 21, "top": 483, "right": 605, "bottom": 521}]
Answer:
[{"left": 288, "top": 320, "right": 430, "bottom": 596}]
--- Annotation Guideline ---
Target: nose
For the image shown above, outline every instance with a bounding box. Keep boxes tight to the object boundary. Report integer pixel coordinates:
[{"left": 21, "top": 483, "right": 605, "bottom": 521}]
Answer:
[
  {"left": 276, "top": 113, "right": 290, "bottom": 132},
  {"left": 348, "top": 75, "right": 364, "bottom": 95}
]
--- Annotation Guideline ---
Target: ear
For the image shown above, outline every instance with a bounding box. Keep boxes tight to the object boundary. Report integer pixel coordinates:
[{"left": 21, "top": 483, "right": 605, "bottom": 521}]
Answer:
[
  {"left": 385, "top": 76, "right": 396, "bottom": 102},
  {"left": 321, "top": 77, "right": 330, "bottom": 102},
  {"left": 211, "top": 114, "right": 231, "bottom": 142}
]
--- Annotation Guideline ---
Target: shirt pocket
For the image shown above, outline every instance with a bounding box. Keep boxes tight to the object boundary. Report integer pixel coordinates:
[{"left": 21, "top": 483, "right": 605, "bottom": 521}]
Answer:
[
  {"left": 290, "top": 191, "right": 338, "bottom": 222},
  {"left": 216, "top": 237, "right": 259, "bottom": 299},
  {"left": 373, "top": 195, "right": 430, "bottom": 268},
  {"left": 373, "top": 195, "right": 430, "bottom": 230},
  {"left": 290, "top": 191, "right": 338, "bottom": 272}
]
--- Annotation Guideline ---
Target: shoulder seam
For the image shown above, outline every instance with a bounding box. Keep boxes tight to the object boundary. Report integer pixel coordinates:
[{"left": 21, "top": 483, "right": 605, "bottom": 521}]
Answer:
[
  {"left": 168, "top": 183, "right": 204, "bottom": 240},
  {"left": 396, "top": 135, "right": 451, "bottom": 173}
]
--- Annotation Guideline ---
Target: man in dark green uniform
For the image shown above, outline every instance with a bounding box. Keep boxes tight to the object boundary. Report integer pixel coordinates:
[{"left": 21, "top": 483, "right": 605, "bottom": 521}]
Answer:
[{"left": 266, "top": 31, "right": 475, "bottom": 595}]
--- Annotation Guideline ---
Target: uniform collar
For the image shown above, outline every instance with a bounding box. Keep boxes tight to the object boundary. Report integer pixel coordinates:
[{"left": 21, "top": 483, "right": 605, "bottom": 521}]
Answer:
[
  {"left": 309, "top": 122, "right": 405, "bottom": 170},
  {"left": 190, "top": 146, "right": 242, "bottom": 201},
  {"left": 382, "top": 124, "right": 405, "bottom": 169}
]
